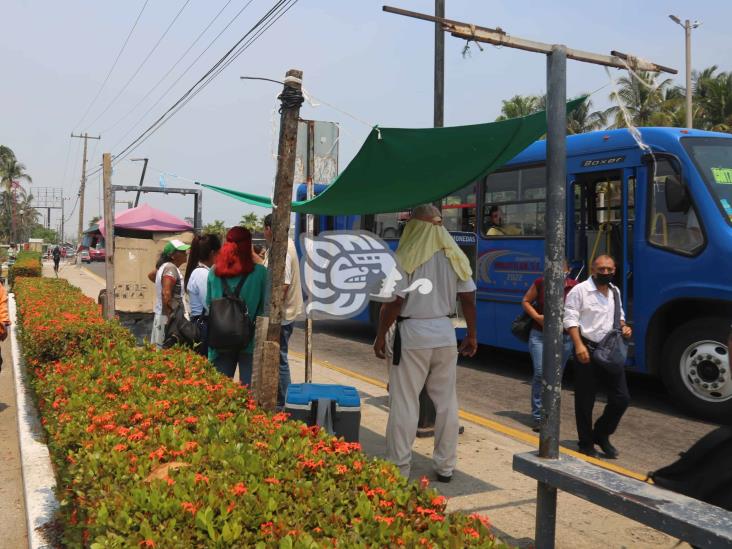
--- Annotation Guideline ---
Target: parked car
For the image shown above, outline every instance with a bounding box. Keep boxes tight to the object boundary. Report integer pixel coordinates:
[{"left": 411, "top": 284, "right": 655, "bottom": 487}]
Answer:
[
  {"left": 79, "top": 250, "right": 91, "bottom": 264},
  {"left": 90, "top": 248, "right": 105, "bottom": 262}
]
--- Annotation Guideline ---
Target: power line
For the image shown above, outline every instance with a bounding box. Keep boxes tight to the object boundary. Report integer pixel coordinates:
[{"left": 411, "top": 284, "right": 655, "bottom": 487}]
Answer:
[
  {"left": 101, "top": 0, "right": 237, "bottom": 137},
  {"left": 108, "top": 0, "right": 258, "bottom": 152},
  {"left": 86, "top": 0, "right": 298, "bottom": 178},
  {"left": 73, "top": 0, "right": 150, "bottom": 131},
  {"left": 88, "top": 0, "right": 193, "bottom": 129}
]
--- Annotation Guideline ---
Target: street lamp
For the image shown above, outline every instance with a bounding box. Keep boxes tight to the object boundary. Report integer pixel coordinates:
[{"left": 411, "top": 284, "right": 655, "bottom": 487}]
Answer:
[{"left": 669, "top": 15, "right": 701, "bottom": 129}]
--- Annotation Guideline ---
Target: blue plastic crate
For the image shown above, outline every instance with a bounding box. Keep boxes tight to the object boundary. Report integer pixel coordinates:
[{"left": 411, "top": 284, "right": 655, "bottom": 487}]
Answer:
[{"left": 285, "top": 383, "right": 361, "bottom": 442}]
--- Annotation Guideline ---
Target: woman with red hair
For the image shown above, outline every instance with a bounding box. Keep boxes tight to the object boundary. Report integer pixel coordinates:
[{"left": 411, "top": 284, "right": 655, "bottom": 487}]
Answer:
[{"left": 206, "top": 226, "right": 267, "bottom": 384}]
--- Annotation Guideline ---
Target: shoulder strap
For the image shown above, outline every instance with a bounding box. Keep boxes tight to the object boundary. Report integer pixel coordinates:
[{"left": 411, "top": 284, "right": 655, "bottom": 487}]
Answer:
[{"left": 611, "top": 286, "right": 621, "bottom": 330}]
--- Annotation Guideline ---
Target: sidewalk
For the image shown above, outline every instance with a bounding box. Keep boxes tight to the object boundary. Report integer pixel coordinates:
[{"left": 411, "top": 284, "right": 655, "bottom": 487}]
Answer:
[{"left": 49, "top": 261, "right": 685, "bottom": 548}]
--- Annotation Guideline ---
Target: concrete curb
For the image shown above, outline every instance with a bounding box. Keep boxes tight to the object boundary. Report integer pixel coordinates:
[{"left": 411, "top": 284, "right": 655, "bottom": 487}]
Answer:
[{"left": 10, "top": 294, "right": 58, "bottom": 549}]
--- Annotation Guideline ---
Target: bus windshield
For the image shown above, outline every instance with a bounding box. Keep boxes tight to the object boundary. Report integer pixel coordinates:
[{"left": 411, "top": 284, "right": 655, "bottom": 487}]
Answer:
[{"left": 683, "top": 137, "right": 732, "bottom": 225}]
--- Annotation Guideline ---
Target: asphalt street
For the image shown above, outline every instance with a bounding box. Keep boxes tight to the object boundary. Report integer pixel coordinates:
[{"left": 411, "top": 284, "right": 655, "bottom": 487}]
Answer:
[
  {"left": 292, "top": 318, "right": 720, "bottom": 477},
  {"left": 85, "top": 260, "right": 720, "bottom": 476}
]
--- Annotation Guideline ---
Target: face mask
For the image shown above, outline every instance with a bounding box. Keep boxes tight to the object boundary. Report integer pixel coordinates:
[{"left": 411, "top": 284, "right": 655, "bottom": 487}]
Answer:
[{"left": 593, "top": 273, "right": 614, "bottom": 286}]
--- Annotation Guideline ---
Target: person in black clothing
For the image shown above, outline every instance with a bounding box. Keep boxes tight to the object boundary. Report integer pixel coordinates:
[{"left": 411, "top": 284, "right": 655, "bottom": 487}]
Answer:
[{"left": 52, "top": 246, "right": 61, "bottom": 275}]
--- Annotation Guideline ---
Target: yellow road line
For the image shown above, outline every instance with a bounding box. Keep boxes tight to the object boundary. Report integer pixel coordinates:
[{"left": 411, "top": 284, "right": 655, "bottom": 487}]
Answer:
[
  {"left": 290, "top": 350, "right": 648, "bottom": 482},
  {"left": 80, "top": 266, "right": 106, "bottom": 285}
]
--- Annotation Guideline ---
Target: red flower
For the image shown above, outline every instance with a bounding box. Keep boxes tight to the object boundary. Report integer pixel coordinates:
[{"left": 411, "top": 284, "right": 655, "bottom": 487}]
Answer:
[
  {"left": 184, "top": 416, "right": 198, "bottom": 425},
  {"left": 113, "top": 443, "right": 127, "bottom": 452},
  {"left": 139, "top": 539, "right": 156, "bottom": 547},
  {"left": 431, "top": 495, "right": 446, "bottom": 507},
  {"left": 194, "top": 473, "right": 209, "bottom": 485},
  {"left": 264, "top": 477, "right": 280, "bottom": 485},
  {"left": 180, "top": 502, "right": 198, "bottom": 515},
  {"left": 231, "top": 482, "right": 248, "bottom": 496}
]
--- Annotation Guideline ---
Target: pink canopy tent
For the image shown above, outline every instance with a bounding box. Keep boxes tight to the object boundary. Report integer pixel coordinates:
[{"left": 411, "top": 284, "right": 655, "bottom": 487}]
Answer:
[{"left": 98, "top": 203, "right": 192, "bottom": 237}]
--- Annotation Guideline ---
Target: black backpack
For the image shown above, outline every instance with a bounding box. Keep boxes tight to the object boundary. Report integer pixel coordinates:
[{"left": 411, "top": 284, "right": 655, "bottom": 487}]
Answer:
[
  {"left": 649, "top": 426, "right": 732, "bottom": 511},
  {"left": 207, "top": 275, "right": 254, "bottom": 353}
]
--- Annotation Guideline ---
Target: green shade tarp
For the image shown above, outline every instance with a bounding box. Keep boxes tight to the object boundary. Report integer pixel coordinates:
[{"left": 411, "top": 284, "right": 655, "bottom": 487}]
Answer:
[{"left": 201, "top": 97, "right": 585, "bottom": 215}]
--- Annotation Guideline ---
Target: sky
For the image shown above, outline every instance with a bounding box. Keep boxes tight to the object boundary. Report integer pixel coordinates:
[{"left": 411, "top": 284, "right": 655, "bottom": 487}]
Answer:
[{"left": 2, "top": 0, "right": 731, "bottom": 239}]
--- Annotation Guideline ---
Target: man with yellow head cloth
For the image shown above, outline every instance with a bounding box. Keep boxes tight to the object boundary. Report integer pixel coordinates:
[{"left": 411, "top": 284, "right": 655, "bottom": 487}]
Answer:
[{"left": 374, "top": 204, "right": 478, "bottom": 482}]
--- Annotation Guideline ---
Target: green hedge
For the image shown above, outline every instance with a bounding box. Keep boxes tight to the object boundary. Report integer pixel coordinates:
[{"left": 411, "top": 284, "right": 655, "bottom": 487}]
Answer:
[
  {"left": 10, "top": 250, "right": 42, "bottom": 286},
  {"left": 15, "top": 277, "right": 503, "bottom": 548}
]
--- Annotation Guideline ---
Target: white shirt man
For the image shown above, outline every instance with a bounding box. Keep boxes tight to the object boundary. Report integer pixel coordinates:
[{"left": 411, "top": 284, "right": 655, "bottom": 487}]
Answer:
[{"left": 563, "top": 254, "right": 632, "bottom": 459}]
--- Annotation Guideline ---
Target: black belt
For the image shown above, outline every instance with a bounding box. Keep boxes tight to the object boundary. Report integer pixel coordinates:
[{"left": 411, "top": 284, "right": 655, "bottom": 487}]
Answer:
[{"left": 392, "top": 316, "right": 409, "bottom": 366}]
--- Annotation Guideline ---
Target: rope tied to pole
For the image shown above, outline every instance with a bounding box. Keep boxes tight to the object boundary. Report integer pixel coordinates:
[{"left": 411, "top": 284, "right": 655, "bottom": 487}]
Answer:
[{"left": 278, "top": 84, "right": 304, "bottom": 113}]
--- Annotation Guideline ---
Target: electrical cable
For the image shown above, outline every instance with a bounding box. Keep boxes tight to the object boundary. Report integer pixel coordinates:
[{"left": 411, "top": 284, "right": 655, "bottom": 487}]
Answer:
[
  {"left": 85, "top": 0, "right": 298, "bottom": 176},
  {"left": 73, "top": 0, "right": 150, "bottom": 131},
  {"left": 88, "top": 0, "right": 193, "bottom": 129},
  {"left": 101, "top": 0, "right": 237, "bottom": 136},
  {"left": 107, "top": 0, "right": 259, "bottom": 153}
]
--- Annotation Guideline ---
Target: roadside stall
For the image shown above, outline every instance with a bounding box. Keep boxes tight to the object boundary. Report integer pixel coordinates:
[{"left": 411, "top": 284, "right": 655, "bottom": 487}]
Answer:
[{"left": 98, "top": 203, "right": 193, "bottom": 343}]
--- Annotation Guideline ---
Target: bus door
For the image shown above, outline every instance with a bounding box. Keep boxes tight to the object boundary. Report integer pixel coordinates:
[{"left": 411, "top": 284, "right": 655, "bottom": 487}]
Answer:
[{"left": 570, "top": 168, "right": 636, "bottom": 316}]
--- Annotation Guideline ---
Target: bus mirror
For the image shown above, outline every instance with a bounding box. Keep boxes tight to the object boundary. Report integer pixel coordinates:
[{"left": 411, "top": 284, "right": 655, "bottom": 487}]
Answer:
[{"left": 664, "top": 175, "right": 690, "bottom": 213}]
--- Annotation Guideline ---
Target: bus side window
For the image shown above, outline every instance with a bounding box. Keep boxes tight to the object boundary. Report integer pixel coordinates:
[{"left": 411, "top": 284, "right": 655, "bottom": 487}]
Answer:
[
  {"left": 482, "top": 166, "right": 546, "bottom": 237},
  {"left": 442, "top": 183, "right": 477, "bottom": 233},
  {"left": 648, "top": 158, "right": 704, "bottom": 254}
]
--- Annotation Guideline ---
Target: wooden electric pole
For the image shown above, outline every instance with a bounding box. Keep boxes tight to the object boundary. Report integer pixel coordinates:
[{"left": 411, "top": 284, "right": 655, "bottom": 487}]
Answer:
[
  {"left": 102, "top": 153, "right": 115, "bottom": 320},
  {"left": 71, "top": 132, "right": 101, "bottom": 246},
  {"left": 257, "top": 69, "right": 304, "bottom": 411}
]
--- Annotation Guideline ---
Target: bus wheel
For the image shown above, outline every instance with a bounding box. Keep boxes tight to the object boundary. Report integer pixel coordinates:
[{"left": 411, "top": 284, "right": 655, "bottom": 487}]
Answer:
[{"left": 661, "top": 317, "right": 732, "bottom": 421}]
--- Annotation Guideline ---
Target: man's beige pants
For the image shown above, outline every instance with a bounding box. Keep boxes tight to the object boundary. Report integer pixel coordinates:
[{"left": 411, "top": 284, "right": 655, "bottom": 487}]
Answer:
[{"left": 386, "top": 346, "right": 459, "bottom": 478}]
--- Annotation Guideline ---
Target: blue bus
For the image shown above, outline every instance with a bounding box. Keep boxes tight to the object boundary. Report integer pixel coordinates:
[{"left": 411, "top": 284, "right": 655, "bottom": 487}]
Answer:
[{"left": 295, "top": 127, "right": 732, "bottom": 421}]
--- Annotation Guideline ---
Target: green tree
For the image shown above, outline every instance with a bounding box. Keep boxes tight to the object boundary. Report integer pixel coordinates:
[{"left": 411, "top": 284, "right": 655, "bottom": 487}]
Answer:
[
  {"left": 0, "top": 147, "right": 32, "bottom": 242},
  {"left": 30, "top": 224, "right": 59, "bottom": 242},
  {"left": 203, "top": 220, "right": 227, "bottom": 241},
  {"left": 495, "top": 94, "right": 542, "bottom": 121},
  {"left": 567, "top": 98, "right": 607, "bottom": 134},
  {"left": 603, "top": 72, "right": 677, "bottom": 128},
  {"left": 693, "top": 66, "right": 732, "bottom": 131},
  {"left": 240, "top": 212, "right": 263, "bottom": 233}
]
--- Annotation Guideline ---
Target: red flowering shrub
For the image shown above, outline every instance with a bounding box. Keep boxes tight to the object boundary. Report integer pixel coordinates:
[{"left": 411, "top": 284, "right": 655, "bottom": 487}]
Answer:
[
  {"left": 15, "top": 278, "right": 134, "bottom": 362},
  {"left": 16, "top": 278, "right": 505, "bottom": 548}
]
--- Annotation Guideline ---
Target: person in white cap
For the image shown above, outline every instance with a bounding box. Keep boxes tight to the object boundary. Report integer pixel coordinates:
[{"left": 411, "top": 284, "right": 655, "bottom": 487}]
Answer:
[{"left": 150, "top": 239, "right": 190, "bottom": 348}]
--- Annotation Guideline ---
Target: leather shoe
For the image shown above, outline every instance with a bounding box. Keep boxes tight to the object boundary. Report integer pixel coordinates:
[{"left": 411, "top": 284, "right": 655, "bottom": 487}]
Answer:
[
  {"left": 593, "top": 435, "right": 619, "bottom": 459},
  {"left": 436, "top": 473, "right": 452, "bottom": 483},
  {"left": 578, "top": 445, "right": 599, "bottom": 458}
]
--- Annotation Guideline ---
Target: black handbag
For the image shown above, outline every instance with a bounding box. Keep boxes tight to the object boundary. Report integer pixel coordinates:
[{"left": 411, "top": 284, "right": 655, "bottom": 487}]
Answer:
[
  {"left": 163, "top": 299, "right": 201, "bottom": 349},
  {"left": 591, "top": 287, "right": 628, "bottom": 374},
  {"left": 511, "top": 311, "right": 534, "bottom": 342}
]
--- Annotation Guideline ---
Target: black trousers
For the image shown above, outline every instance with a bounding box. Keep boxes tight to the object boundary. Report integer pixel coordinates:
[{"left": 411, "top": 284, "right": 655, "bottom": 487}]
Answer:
[{"left": 574, "top": 354, "right": 630, "bottom": 449}]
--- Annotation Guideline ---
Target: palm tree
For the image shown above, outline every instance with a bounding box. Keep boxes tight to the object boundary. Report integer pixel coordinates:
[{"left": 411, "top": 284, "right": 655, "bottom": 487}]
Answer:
[
  {"left": 693, "top": 66, "right": 732, "bottom": 131},
  {"left": 604, "top": 72, "right": 676, "bottom": 128},
  {"left": 567, "top": 98, "right": 607, "bottom": 134},
  {"left": 0, "top": 150, "right": 32, "bottom": 242},
  {"left": 495, "top": 95, "right": 542, "bottom": 121}
]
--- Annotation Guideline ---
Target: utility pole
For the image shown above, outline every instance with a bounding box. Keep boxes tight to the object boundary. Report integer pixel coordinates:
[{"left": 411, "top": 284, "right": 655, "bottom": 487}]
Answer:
[
  {"left": 102, "top": 153, "right": 115, "bottom": 320},
  {"left": 434, "top": 0, "right": 445, "bottom": 128},
  {"left": 669, "top": 15, "right": 700, "bottom": 129},
  {"left": 130, "top": 157, "right": 149, "bottom": 207},
  {"left": 71, "top": 132, "right": 101, "bottom": 246},
  {"left": 383, "top": 6, "right": 675, "bottom": 547},
  {"left": 304, "top": 119, "right": 315, "bottom": 383},
  {"left": 257, "top": 69, "right": 304, "bottom": 411}
]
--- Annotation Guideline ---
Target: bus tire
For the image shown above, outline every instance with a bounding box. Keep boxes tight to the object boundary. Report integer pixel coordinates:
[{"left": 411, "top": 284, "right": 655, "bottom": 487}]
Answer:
[{"left": 660, "top": 317, "right": 732, "bottom": 421}]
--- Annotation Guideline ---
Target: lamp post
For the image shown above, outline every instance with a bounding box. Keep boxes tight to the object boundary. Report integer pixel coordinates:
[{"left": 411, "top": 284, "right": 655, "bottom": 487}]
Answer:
[{"left": 669, "top": 15, "right": 701, "bottom": 129}]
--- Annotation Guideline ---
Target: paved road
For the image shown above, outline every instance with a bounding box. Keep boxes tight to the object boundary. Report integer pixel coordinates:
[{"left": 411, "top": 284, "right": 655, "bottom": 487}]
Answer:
[
  {"left": 291, "top": 319, "right": 720, "bottom": 477},
  {"left": 83, "top": 260, "right": 719, "bottom": 475}
]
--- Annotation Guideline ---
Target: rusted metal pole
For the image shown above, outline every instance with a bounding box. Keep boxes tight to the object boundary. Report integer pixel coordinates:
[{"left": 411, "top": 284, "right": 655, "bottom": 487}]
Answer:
[
  {"left": 260, "top": 69, "right": 304, "bottom": 410},
  {"left": 535, "top": 44, "right": 567, "bottom": 549},
  {"left": 102, "top": 153, "right": 116, "bottom": 320}
]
